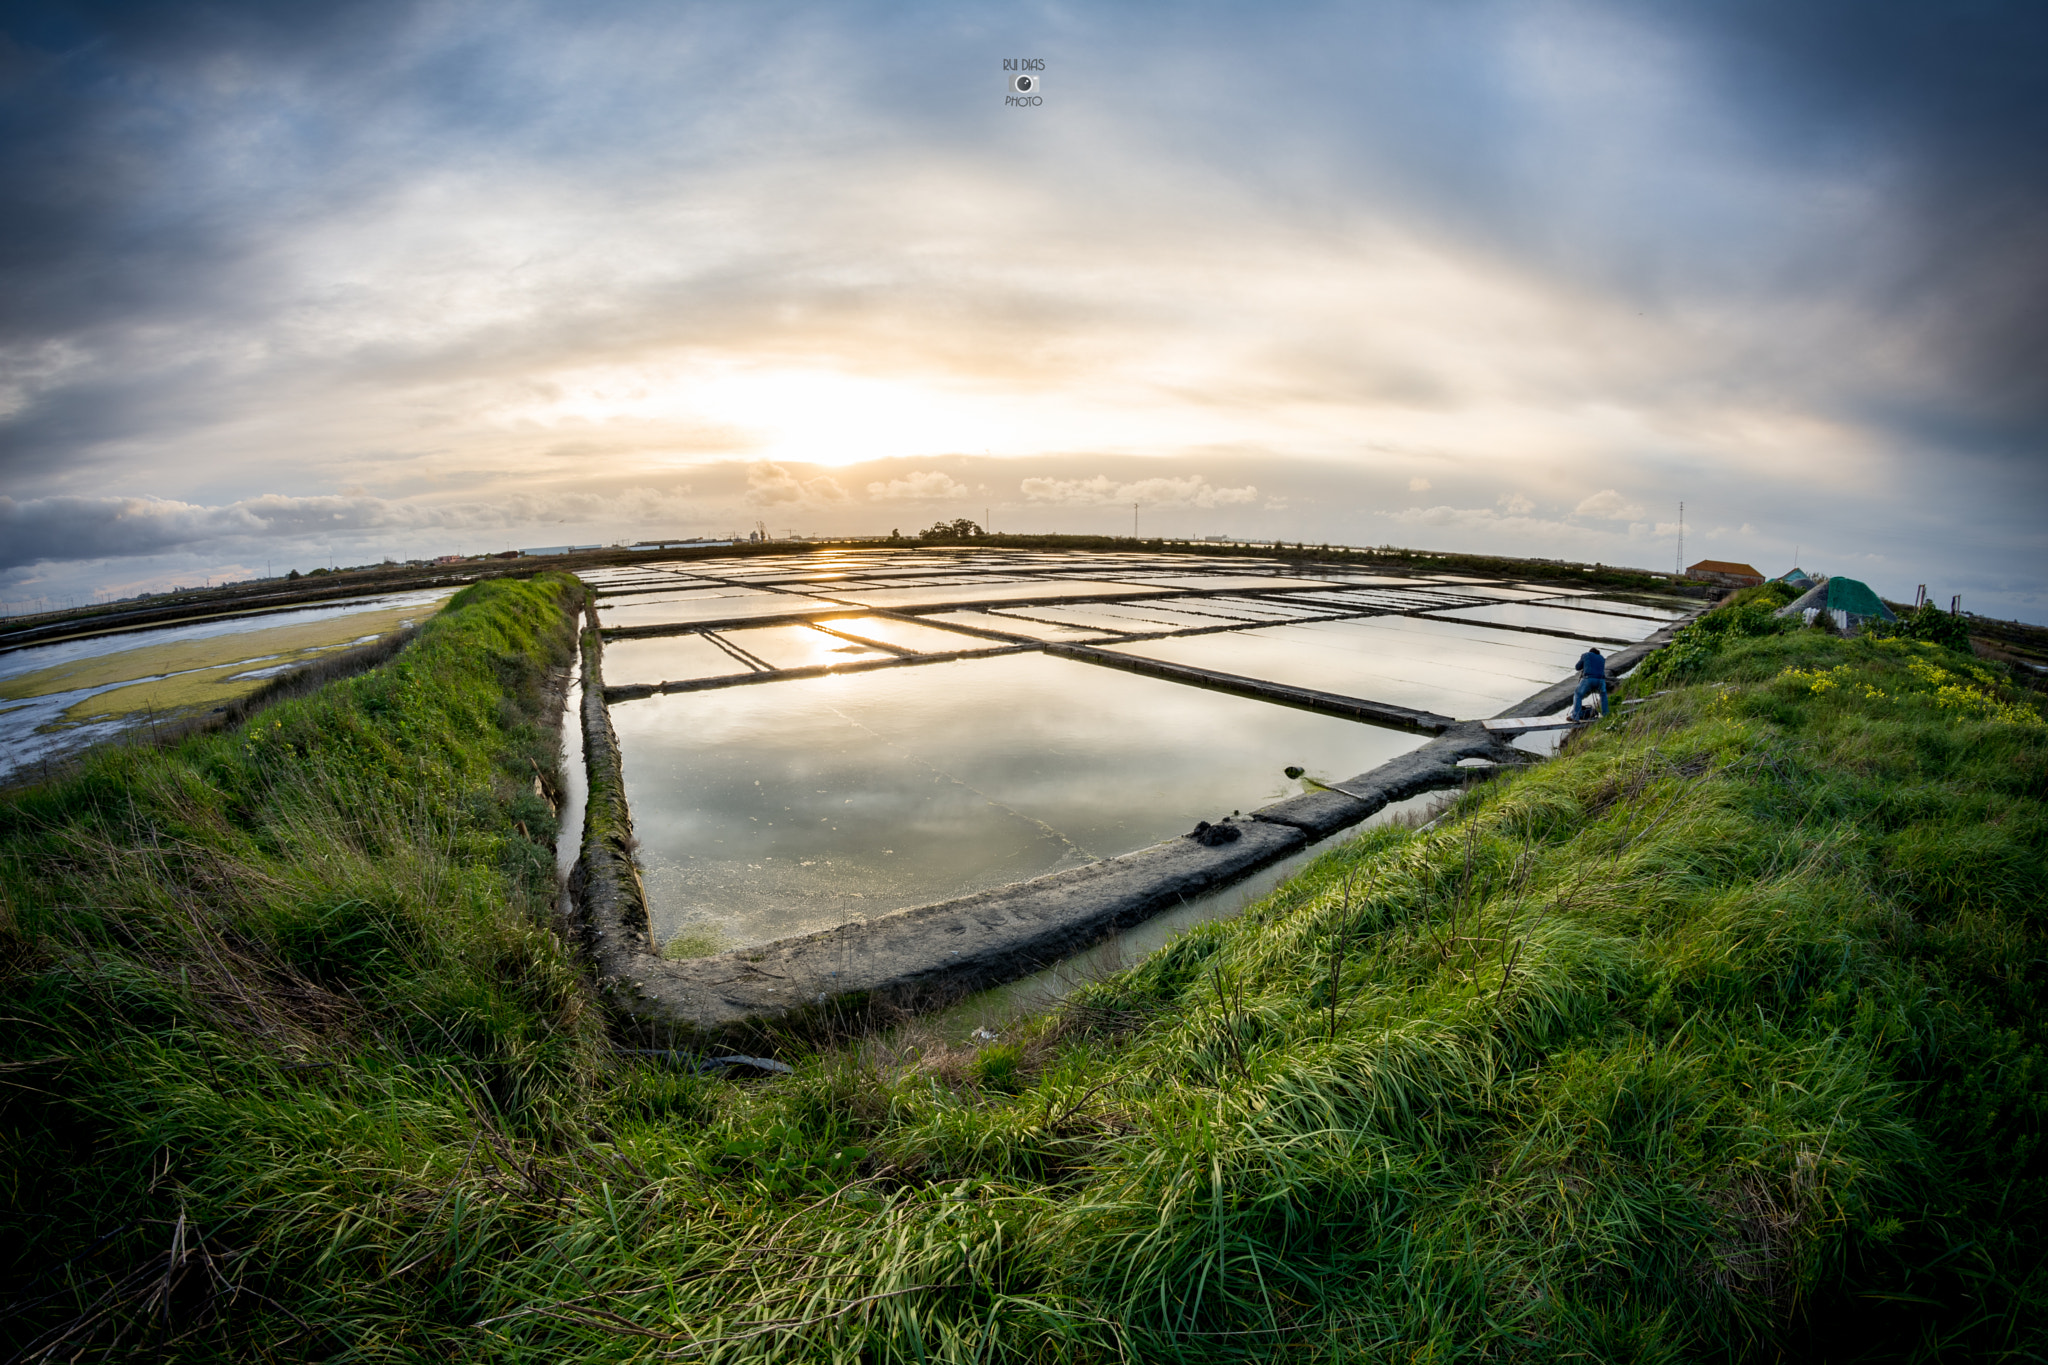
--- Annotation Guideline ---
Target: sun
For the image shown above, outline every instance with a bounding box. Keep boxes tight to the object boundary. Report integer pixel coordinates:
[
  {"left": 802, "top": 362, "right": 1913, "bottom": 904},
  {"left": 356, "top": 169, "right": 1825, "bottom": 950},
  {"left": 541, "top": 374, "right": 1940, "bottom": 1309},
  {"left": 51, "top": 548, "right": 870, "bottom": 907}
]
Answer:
[
  {"left": 481, "top": 352, "right": 1277, "bottom": 468},
  {"left": 488, "top": 358, "right": 1046, "bottom": 466}
]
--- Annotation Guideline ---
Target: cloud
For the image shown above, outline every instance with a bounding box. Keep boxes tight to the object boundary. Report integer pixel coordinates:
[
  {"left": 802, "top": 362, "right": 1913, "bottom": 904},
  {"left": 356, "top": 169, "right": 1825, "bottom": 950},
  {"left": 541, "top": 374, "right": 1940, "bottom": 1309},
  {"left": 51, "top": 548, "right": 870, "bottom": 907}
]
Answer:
[
  {"left": 0, "top": 484, "right": 719, "bottom": 570},
  {"left": 1020, "top": 474, "right": 1258, "bottom": 509},
  {"left": 746, "top": 463, "right": 849, "bottom": 507},
  {"left": 0, "top": 4, "right": 2044, "bottom": 620},
  {"left": 1391, "top": 504, "right": 1510, "bottom": 530},
  {"left": 1574, "top": 489, "right": 1647, "bottom": 520},
  {"left": 0, "top": 493, "right": 416, "bottom": 569},
  {"left": 1380, "top": 502, "right": 1586, "bottom": 542},
  {"left": 866, "top": 470, "right": 968, "bottom": 501},
  {"left": 1408, "top": 477, "right": 1432, "bottom": 492}
]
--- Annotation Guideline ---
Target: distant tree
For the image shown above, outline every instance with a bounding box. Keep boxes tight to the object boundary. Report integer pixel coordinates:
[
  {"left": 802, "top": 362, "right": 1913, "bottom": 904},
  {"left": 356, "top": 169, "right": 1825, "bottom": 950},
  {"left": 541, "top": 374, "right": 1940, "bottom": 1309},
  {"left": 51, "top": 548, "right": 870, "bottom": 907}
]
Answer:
[
  {"left": 919, "top": 518, "right": 983, "bottom": 542},
  {"left": 287, "top": 569, "right": 301, "bottom": 580}
]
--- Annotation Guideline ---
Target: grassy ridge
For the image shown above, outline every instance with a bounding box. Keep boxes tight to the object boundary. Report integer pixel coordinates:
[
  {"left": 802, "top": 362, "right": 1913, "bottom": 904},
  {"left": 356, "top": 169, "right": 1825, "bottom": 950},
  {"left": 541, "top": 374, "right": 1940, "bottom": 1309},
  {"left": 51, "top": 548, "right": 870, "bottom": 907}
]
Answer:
[
  {"left": 4, "top": 583, "right": 2046, "bottom": 1361},
  {"left": 0, "top": 575, "right": 595, "bottom": 1358}
]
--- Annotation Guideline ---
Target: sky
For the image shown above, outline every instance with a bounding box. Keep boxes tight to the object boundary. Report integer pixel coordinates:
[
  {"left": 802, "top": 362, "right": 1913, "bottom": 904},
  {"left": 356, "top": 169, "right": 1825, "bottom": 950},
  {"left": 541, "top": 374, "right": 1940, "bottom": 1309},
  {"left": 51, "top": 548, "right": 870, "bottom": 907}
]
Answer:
[{"left": 1, "top": 0, "right": 2043, "bottom": 618}]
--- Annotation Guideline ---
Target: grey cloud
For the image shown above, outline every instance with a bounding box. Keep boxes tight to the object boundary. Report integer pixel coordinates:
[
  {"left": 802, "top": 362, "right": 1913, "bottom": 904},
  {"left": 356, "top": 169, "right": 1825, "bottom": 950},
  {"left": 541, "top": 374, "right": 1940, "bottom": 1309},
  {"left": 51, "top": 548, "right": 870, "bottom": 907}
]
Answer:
[
  {"left": 1093, "top": 2, "right": 2047, "bottom": 447},
  {"left": 1667, "top": 1, "right": 2048, "bottom": 444},
  {"left": 0, "top": 484, "right": 715, "bottom": 570},
  {"left": 1, "top": 1, "right": 2043, "bottom": 620},
  {"left": 0, "top": 492, "right": 422, "bottom": 569}
]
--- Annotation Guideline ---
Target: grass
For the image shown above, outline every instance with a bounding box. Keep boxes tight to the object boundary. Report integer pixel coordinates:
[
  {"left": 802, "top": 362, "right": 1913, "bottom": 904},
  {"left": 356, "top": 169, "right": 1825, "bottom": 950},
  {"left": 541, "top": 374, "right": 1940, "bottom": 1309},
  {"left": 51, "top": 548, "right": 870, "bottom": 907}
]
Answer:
[
  {"left": 4, "top": 582, "right": 2046, "bottom": 1361},
  {"left": 1, "top": 574, "right": 594, "bottom": 1359}
]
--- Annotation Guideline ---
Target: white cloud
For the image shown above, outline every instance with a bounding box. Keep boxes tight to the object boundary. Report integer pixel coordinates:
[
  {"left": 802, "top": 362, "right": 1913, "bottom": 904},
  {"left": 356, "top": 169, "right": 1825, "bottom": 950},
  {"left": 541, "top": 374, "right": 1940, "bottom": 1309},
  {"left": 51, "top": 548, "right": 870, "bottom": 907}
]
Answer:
[
  {"left": 1408, "top": 477, "right": 1432, "bottom": 492},
  {"left": 1021, "top": 476, "right": 1114, "bottom": 504},
  {"left": 746, "top": 462, "right": 849, "bottom": 507},
  {"left": 1392, "top": 504, "right": 1505, "bottom": 530},
  {"left": 866, "top": 470, "right": 968, "bottom": 502},
  {"left": 1574, "top": 489, "right": 1647, "bottom": 520},
  {"left": 1381, "top": 502, "right": 1584, "bottom": 541},
  {"left": 1020, "top": 474, "right": 1257, "bottom": 509},
  {"left": 1498, "top": 492, "right": 1535, "bottom": 514}
]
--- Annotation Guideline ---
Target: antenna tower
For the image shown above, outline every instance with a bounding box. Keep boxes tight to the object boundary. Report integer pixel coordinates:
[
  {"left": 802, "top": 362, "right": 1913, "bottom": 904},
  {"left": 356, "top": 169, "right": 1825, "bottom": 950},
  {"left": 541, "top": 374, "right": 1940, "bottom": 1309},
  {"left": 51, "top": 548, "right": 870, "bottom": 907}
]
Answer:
[{"left": 1676, "top": 502, "right": 1684, "bottom": 576}]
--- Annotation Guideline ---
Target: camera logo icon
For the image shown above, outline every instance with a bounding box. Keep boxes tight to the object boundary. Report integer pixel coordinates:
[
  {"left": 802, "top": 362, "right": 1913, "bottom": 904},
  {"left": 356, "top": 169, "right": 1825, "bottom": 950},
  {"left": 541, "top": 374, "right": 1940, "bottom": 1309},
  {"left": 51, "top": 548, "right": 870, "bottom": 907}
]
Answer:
[{"left": 1008, "top": 73, "right": 1040, "bottom": 94}]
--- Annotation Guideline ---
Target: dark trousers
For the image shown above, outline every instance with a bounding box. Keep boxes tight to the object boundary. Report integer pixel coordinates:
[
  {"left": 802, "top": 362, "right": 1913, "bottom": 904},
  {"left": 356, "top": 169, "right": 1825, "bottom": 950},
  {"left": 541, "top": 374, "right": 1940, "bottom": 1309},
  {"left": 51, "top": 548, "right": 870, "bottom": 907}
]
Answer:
[{"left": 1571, "top": 676, "right": 1608, "bottom": 720}]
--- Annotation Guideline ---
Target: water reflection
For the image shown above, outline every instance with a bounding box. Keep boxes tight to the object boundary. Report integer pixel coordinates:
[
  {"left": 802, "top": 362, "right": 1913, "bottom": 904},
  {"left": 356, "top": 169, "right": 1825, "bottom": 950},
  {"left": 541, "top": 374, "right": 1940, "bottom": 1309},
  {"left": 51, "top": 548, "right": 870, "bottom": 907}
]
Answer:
[
  {"left": 821, "top": 615, "right": 1002, "bottom": 653},
  {"left": 830, "top": 580, "right": 1147, "bottom": 609},
  {"left": 1099, "top": 614, "right": 1605, "bottom": 719},
  {"left": 598, "top": 592, "right": 844, "bottom": 628},
  {"left": 608, "top": 651, "right": 1424, "bottom": 949},
  {"left": 556, "top": 653, "right": 586, "bottom": 881},
  {"left": 717, "top": 624, "right": 889, "bottom": 671},
  {"left": 923, "top": 611, "right": 1118, "bottom": 642},
  {"left": 1537, "top": 596, "right": 1687, "bottom": 621},
  {"left": 604, "top": 634, "right": 757, "bottom": 685},
  {"left": 0, "top": 590, "right": 449, "bottom": 783},
  {"left": 1425, "top": 601, "right": 1661, "bottom": 637}
]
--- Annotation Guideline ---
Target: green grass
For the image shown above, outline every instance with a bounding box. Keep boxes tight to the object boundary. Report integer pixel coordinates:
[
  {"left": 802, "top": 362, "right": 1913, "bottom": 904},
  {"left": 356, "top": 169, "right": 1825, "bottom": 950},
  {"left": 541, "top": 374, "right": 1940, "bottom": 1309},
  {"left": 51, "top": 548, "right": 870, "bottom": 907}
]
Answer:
[
  {"left": 1, "top": 574, "right": 598, "bottom": 1358},
  {"left": 5, "top": 586, "right": 2046, "bottom": 1361}
]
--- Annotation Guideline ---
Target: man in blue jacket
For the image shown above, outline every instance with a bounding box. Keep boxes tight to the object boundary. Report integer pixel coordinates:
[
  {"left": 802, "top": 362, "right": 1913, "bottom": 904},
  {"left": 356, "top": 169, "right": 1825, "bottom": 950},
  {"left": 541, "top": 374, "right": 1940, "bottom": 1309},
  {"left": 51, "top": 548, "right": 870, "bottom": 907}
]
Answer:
[{"left": 1571, "top": 647, "right": 1608, "bottom": 722}]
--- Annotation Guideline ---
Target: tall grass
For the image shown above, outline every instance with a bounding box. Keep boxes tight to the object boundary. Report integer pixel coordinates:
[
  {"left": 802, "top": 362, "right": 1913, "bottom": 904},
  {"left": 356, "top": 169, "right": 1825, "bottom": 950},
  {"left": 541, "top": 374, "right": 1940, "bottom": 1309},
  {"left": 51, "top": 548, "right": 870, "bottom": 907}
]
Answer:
[
  {"left": 1, "top": 575, "right": 598, "bottom": 1359},
  {"left": 4, "top": 590, "right": 2044, "bottom": 1361}
]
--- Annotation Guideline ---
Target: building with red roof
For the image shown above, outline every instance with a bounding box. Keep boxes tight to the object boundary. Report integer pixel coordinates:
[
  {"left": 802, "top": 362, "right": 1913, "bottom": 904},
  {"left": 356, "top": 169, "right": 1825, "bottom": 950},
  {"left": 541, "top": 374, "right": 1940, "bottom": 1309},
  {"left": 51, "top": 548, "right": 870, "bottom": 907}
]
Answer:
[{"left": 1685, "top": 559, "right": 1764, "bottom": 588}]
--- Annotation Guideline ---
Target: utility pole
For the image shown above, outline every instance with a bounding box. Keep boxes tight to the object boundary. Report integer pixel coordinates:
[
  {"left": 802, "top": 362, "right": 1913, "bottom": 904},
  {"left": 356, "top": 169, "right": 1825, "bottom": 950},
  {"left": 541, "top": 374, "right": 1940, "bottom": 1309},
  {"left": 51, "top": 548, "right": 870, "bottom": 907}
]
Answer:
[
  {"left": 1132, "top": 502, "right": 1139, "bottom": 539},
  {"left": 1676, "top": 502, "right": 1684, "bottom": 576}
]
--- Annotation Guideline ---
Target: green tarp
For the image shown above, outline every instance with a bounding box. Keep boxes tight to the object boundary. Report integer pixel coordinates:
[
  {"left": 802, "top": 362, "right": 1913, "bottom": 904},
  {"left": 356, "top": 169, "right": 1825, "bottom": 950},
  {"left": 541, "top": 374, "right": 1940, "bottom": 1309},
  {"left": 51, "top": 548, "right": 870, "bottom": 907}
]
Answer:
[{"left": 1824, "top": 576, "right": 1895, "bottom": 621}]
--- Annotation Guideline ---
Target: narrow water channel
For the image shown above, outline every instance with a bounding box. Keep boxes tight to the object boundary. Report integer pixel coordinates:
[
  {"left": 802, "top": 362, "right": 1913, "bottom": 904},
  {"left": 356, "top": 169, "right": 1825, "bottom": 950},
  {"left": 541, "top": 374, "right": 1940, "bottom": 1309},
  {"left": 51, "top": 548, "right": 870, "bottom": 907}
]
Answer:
[{"left": 555, "top": 649, "right": 587, "bottom": 885}]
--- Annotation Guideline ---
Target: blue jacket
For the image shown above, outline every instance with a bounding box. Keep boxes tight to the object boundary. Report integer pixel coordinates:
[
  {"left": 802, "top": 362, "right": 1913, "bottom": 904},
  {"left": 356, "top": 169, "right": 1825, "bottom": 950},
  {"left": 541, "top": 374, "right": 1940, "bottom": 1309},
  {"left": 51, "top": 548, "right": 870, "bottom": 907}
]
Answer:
[{"left": 1576, "top": 649, "right": 1606, "bottom": 680}]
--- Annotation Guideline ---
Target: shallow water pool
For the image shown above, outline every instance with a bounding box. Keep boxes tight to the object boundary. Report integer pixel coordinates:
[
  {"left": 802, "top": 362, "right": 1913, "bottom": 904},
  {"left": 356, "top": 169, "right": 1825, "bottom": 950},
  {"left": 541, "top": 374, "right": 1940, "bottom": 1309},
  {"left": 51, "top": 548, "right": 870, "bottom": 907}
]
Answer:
[
  {"left": 1098, "top": 613, "right": 1607, "bottom": 719},
  {"left": 0, "top": 590, "right": 450, "bottom": 783},
  {"left": 608, "top": 650, "right": 1426, "bottom": 951}
]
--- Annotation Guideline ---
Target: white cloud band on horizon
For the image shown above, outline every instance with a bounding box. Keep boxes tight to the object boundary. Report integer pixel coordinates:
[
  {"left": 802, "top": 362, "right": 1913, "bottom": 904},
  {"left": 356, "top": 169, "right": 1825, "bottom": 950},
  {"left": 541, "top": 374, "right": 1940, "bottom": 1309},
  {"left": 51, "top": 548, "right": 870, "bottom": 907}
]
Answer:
[
  {"left": 1020, "top": 474, "right": 1258, "bottom": 509},
  {"left": 866, "top": 470, "right": 970, "bottom": 501}
]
